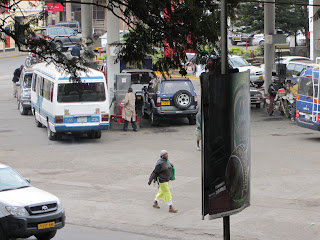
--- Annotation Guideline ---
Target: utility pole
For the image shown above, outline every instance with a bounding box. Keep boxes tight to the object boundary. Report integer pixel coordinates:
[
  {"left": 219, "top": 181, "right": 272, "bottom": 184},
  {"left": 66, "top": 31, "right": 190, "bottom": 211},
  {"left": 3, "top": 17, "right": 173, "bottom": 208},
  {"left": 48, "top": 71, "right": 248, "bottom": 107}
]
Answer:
[
  {"left": 81, "top": 0, "right": 93, "bottom": 54},
  {"left": 107, "top": 4, "right": 120, "bottom": 113},
  {"left": 66, "top": 0, "right": 72, "bottom": 22},
  {"left": 264, "top": 0, "right": 275, "bottom": 94}
]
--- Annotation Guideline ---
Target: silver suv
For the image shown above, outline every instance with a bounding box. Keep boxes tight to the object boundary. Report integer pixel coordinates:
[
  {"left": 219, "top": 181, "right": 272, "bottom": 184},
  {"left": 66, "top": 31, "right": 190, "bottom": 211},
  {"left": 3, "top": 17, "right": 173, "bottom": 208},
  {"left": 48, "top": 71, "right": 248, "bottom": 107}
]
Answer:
[
  {"left": 34, "top": 26, "right": 81, "bottom": 51},
  {"left": 16, "top": 68, "right": 33, "bottom": 115}
]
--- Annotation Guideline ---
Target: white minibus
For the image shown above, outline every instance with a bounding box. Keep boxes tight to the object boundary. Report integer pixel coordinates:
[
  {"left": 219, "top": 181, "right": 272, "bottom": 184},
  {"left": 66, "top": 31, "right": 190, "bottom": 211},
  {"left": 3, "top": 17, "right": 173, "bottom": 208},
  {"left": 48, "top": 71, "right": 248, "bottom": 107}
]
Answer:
[{"left": 31, "top": 62, "right": 110, "bottom": 140}]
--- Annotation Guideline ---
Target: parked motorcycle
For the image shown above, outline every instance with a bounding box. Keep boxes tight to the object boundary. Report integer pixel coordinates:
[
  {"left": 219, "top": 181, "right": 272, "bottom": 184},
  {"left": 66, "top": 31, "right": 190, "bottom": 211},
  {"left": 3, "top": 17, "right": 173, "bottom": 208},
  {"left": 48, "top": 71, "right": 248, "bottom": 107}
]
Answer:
[
  {"left": 265, "top": 88, "right": 287, "bottom": 116},
  {"left": 25, "top": 52, "right": 38, "bottom": 68}
]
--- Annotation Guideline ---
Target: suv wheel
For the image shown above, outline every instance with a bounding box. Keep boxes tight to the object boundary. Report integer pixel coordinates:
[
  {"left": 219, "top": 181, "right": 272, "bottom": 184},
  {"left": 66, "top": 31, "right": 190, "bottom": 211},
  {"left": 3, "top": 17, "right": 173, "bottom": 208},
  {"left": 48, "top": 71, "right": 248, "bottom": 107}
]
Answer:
[
  {"left": 173, "top": 90, "right": 192, "bottom": 110},
  {"left": 188, "top": 116, "right": 196, "bottom": 125},
  {"left": 150, "top": 111, "right": 159, "bottom": 126},
  {"left": 35, "top": 230, "right": 57, "bottom": 240},
  {"left": 142, "top": 107, "right": 149, "bottom": 119},
  {"left": 55, "top": 41, "right": 63, "bottom": 51}
]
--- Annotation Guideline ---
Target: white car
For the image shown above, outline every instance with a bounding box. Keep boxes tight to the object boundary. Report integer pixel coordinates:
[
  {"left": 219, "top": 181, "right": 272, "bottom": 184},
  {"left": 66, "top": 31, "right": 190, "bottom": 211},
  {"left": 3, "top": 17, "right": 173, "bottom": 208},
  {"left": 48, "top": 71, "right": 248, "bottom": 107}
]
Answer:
[
  {"left": 100, "top": 30, "right": 129, "bottom": 48},
  {"left": 252, "top": 33, "right": 264, "bottom": 46},
  {"left": 275, "top": 55, "right": 311, "bottom": 65},
  {"left": 229, "top": 55, "right": 264, "bottom": 87},
  {"left": 195, "top": 55, "right": 265, "bottom": 87},
  {"left": 0, "top": 164, "right": 65, "bottom": 240}
]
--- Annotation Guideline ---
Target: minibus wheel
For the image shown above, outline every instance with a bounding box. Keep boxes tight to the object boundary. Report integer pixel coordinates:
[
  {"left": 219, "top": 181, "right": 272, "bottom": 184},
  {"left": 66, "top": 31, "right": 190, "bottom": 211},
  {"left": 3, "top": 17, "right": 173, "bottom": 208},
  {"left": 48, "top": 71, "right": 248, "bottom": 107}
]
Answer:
[
  {"left": 95, "top": 130, "right": 102, "bottom": 139},
  {"left": 47, "top": 126, "right": 56, "bottom": 140},
  {"left": 34, "top": 114, "right": 42, "bottom": 127}
]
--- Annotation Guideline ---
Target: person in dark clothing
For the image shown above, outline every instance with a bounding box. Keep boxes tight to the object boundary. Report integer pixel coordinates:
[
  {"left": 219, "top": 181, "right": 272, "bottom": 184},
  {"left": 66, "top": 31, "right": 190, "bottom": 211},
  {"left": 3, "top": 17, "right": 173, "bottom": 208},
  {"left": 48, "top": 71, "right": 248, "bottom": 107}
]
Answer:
[
  {"left": 70, "top": 44, "right": 81, "bottom": 57},
  {"left": 12, "top": 65, "right": 23, "bottom": 98},
  {"left": 267, "top": 78, "right": 285, "bottom": 116},
  {"left": 148, "top": 150, "right": 178, "bottom": 213}
]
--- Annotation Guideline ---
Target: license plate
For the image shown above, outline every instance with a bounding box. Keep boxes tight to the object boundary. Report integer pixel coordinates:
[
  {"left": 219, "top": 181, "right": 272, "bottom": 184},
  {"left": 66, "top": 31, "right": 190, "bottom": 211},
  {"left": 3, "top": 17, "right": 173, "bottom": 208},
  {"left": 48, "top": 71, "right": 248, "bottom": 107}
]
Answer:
[
  {"left": 234, "top": 37, "right": 241, "bottom": 40},
  {"left": 136, "top": 96, "right": 141, "bottom": 100},
  {"left": 305, "top": 114, "right": 310, "bottom": 120},
  {"left": 77, "top": 117, "right": 87, "bottom": 123},
  {"left": 38, "top": 221, "right": 55, "bottom": 230},
  {"left": 259, "top": 76, "right": 263, "bottom": 80},
  {"left": 161, "top": 100, "right": 170, "bottom": 105}
]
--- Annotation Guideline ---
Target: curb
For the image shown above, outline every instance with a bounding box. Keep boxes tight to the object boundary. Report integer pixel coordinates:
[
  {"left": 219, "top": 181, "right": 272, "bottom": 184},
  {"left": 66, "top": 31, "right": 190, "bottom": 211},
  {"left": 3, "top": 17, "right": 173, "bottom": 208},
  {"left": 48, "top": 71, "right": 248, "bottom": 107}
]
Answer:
[{"left": 0, "top": 52, "right": 28, "bottom": 59}]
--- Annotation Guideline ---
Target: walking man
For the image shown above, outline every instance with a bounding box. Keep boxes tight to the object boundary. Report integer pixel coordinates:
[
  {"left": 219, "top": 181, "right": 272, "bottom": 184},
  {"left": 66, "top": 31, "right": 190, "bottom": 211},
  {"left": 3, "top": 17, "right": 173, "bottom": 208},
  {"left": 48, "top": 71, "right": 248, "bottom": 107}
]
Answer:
[
  {"left": 122, "top": 88, "right": 138, "bottom": 131},
  {"left": 12, "top": 65, "right": 23, "bottom": 98},
  {"left": 148, "top": 150, "right": 178, "bottom": 213},
  {"left": 196, "top": 107, "right": 201, "bottom": 151}
]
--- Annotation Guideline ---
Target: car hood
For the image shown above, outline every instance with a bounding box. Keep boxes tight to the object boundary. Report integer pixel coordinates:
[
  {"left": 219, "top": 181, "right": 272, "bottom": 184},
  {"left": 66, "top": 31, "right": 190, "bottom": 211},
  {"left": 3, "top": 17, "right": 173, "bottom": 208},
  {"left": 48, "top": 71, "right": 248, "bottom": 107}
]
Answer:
[
  {"left": 236, "top": 65, "right": 264, "bottom": 73},
  {"left": 0, "top": 186, "right": 59, "bottom": 207},
  {"left": 250, "top": 87, "right": 261, "bottom": 93}
]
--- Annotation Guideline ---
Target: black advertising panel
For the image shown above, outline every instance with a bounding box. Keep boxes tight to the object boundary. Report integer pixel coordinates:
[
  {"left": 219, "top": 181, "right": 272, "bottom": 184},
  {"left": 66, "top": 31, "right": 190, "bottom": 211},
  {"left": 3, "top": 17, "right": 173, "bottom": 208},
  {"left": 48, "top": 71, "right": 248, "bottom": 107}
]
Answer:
[{"left": 201, "top": 71, "right": 250, "bottom": 219}]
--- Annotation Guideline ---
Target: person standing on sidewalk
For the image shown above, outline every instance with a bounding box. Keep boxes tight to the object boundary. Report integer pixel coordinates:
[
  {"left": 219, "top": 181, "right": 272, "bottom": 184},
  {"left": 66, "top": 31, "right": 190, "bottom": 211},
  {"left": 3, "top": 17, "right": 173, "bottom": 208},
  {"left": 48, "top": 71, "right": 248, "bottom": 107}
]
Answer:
[
  {"left": 12, "top": 65, "right": 23, "bottom": 98},
  {"left": 148, "top": 150, "right": 178, "bottom": 213},
  {"left": 122, "top": 88, "right": 137, "bottom": 131},
  {"left": 70, "top": 44, "right": 81, "bottom": 58},
  {"left": 196, "top": 107, "right": 201, "bottom": 151}
]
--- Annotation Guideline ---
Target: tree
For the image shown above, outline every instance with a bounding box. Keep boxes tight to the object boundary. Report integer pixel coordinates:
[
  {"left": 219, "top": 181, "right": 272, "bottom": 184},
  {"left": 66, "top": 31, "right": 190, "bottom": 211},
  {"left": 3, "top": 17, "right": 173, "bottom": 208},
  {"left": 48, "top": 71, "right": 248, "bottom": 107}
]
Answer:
[
  {"left": 0, "top": 0, "right": 241, "bottom": 79},
  {"left": 234, "top": 0, "right": 309, "bottom": 45}
]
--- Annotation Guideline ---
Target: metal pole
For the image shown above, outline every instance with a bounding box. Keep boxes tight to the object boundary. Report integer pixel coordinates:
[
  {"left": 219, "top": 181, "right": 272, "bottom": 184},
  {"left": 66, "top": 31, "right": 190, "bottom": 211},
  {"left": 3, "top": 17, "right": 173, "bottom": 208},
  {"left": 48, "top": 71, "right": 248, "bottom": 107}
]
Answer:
[
  {"left": 81, "top": 0, "right": 93, "bottom": 54},
  {"left": 223, "top": 216, "right": 230, "bottom": 240},
  {"left": 264, "top": 0, "right": 275, "bottom": 94},
  {"left": 3, "top": 13, "right": 5, "bottom": 55},
  {"left": 220, "top": 0, "right": 228, "bottom": 75},
  {"left": 221, "top": 1, "right": 230, "bottom": 238}
]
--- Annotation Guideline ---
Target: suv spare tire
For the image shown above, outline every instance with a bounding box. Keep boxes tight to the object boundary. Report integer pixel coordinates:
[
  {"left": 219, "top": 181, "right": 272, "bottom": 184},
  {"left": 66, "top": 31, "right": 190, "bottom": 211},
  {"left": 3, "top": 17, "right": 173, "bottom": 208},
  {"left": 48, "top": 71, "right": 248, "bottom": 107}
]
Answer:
[{"left": 173, "top": 90, "right": 192, "bottom": 110}]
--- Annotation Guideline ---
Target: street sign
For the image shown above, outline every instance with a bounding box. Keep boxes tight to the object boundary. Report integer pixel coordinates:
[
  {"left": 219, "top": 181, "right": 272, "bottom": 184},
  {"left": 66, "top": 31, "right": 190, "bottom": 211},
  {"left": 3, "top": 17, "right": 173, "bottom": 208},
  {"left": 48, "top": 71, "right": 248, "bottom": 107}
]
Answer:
[{"left": 201, "top": 71, "right": 251, "bottom": 220}]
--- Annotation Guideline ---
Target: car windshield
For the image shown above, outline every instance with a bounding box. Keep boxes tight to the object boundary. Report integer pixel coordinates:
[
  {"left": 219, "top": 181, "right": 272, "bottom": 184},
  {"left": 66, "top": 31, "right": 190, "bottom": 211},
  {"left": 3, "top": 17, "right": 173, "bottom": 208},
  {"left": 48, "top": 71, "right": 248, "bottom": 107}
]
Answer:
[
  {"left": 57, "top": 82, "right": 106, "bottom": 102},
  {"left": 65, "top": 28, "right": 75, "bottom": 35},
  {"left": 23, "top": 73, "right": 32, "bottom": 88},
  {"left": 230, "top": 57, "right": 249, "bottom": 67},
  {"left": 130, "top": 72, "right": 156, "bottom": 84},
  {"left": 161, "top": 81, "right": 193, "bottom": 94},
  {"left": 0, "top": 167, "right": 30, "bottom": 192},
  {"left": 298, "top": 77, "right": 318, "bottom": 97}
]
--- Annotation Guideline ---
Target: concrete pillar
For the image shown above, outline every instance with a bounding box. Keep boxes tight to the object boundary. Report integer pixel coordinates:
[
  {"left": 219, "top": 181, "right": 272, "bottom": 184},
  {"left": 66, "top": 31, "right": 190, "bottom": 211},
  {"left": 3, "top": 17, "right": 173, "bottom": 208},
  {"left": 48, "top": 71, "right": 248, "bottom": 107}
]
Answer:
[
  {"left": 66, "top": 1, "right": 72, "bottom": 21},
  {"left": 309, "top": 0, "right": 320, "bottom": 60},
  {"left": 81, "top": 0, "right": 93, "bottom": 53},
  {"left": 107, "top": 5, "right": 120, "bottom": 112},
  {"left": 264, "top": 0, "right": 275, "bottom": 94}
]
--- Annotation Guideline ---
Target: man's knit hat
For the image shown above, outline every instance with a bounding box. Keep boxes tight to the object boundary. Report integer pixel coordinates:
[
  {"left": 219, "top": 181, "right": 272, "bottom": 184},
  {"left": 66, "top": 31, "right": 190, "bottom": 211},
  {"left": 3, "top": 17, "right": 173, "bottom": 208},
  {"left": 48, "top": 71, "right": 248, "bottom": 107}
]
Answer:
[{"left": 160, "top": 150, "right": 168, "bottom": 157}]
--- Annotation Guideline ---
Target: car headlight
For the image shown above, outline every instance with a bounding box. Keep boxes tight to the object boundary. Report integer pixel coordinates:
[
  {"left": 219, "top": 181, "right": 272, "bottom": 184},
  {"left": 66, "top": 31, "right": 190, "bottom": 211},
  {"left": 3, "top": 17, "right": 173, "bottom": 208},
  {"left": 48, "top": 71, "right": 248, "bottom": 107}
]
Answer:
[
  {"left": 22, "top": 91, "right": 30, "bottom": 98},
  {"left": 57, "top": 199, "right": 62, "bottom": 211},
  {"left": 6, "top": 206, "right": 29, "bottom": 216}
]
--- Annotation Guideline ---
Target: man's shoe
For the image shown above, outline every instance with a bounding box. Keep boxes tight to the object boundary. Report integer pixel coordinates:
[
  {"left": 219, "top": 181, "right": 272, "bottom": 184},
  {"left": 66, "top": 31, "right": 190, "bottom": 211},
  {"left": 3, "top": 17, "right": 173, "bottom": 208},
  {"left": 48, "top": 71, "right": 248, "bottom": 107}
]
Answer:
[
  {"left": 169, "top": 208, "right": 178, "bottom": 213},
  {"left": 153, "top": 204, "right": 160, "bottom": 209},
  {"left": 133, "top": 129, "right": 137, "bottom": 132}
]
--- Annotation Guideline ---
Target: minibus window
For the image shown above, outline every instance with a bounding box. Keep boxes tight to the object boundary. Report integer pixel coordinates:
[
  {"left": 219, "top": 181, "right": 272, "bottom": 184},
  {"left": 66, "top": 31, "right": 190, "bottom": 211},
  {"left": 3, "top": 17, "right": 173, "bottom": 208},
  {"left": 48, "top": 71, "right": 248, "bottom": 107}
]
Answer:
[
  {"left": 298, "top": 77, "right": 318, "bottom": 97},
  {"left": 57, "top": 82, "right": 106, "bottom": 102}
]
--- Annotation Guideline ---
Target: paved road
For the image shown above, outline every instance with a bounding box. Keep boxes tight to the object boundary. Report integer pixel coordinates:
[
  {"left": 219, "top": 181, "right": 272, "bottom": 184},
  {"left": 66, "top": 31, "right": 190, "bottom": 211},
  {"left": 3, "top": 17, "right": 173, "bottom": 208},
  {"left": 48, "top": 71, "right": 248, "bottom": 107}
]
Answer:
[{"left": 0, "top": 56, "right": 320, "bottom": 240}]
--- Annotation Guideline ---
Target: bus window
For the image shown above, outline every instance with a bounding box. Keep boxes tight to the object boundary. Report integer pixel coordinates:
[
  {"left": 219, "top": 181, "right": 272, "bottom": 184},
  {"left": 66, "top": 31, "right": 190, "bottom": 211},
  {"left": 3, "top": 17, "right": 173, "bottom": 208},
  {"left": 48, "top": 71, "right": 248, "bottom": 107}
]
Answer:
[{"left": 57, "top": 83, "right": 106, "bottom": 102}]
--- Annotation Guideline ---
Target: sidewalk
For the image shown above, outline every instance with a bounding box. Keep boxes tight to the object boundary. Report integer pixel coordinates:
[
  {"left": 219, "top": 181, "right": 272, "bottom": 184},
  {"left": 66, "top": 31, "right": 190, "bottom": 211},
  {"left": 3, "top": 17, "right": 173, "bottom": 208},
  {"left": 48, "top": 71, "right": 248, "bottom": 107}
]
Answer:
[{"left": 0, "top": 48, "right": 28, "bottom": 59}]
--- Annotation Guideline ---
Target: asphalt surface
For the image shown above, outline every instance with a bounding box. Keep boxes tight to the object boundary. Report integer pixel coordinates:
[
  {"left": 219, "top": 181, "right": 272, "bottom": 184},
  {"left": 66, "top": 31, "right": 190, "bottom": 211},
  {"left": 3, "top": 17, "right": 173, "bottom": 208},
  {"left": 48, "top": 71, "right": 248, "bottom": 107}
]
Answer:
[{"left": 0, "top": 54, "right": 319, "bottom": 240}]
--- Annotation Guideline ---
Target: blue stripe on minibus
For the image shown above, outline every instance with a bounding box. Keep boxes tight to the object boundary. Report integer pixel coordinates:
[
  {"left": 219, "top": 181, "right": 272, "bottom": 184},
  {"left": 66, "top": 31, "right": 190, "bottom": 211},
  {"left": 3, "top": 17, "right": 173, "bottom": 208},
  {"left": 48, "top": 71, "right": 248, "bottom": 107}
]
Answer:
[{"left": 58, "top": 76, "right": 104, "bottom": 80}]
